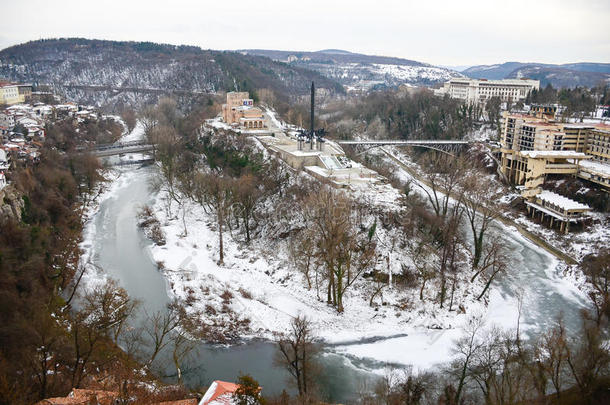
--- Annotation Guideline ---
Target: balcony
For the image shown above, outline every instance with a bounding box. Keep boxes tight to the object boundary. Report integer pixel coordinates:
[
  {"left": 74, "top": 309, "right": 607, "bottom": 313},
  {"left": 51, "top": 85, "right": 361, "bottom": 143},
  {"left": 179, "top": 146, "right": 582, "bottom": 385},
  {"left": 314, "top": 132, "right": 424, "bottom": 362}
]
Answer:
[{"left": 544, "top": 163, "right": 578, "bottom": 174}]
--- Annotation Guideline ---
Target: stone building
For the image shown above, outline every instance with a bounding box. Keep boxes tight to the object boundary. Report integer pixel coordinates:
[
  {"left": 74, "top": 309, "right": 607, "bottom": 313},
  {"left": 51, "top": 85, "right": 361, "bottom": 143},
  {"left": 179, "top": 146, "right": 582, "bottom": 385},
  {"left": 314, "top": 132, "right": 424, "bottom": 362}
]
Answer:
[{"left": 221, "top": 92, "right": 265, "bottom": 129}]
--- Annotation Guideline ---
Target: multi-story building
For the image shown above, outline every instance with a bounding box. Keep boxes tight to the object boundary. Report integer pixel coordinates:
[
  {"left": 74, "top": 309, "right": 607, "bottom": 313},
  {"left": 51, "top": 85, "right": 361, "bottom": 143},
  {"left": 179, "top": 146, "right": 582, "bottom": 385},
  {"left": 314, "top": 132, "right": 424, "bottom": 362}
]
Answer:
[
  {"left": 435, "top": 78, "right": 540, "bottom": 106},
  {"left": 0, "top": 82, "right": 32, "bottom": 105},
  {"left": 221, "top": 92, "right": 265, "bottom": 129},
  {"left": 499, "top": 106, "right": 610, "bottom": 231},
  {"left": 501, "top": 108, "right": 610, "bottom": 192}
]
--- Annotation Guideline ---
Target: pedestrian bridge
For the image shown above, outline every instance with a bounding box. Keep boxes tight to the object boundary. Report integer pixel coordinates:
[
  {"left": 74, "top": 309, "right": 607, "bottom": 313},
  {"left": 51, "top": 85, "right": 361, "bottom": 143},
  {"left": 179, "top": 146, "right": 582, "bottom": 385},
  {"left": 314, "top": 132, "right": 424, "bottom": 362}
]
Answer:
[
  {"left": 89, "top": 141, "right": 154, "bottom": 157},
  {"left": 336, "top": 139, "right": 470, "bottom": 146},
  {"left": 335, "top": 139, "right": 472, "bottom": 156}
]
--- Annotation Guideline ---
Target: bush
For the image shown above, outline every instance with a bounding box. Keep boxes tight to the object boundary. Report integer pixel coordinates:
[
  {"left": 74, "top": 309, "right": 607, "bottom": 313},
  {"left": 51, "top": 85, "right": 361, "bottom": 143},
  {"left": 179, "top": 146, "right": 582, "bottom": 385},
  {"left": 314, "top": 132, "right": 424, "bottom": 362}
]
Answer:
[
  {"left": 220, "top": 290, "right": 233, "bottom": 304},
  {"left": 239, "top": 288, "right": 252, "bottom": 299}
]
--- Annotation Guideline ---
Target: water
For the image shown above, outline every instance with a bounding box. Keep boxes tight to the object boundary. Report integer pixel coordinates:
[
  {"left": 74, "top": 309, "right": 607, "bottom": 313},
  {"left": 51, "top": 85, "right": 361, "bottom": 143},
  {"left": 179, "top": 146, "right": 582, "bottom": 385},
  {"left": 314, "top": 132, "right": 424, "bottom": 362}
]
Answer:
[
  {"left": 92, "top": 166, "right": 169, "bottom": 314},
  {"left": 88, "top": 164, "right": 588, "bottom": 402},
  {"left": 485, "top": 221, "right": 588, "bottom": 336},
  {"left": 89, "top": 165, "right": 376, "bottom": 402}
]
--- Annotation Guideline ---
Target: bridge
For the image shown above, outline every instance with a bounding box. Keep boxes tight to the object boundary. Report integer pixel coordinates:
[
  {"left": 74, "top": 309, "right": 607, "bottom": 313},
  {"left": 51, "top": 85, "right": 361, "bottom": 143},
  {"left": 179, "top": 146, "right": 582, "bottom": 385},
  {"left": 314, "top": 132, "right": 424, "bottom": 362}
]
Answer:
[
  {"left": 89, "top": 140, "right": 154, "bottom": 157},
  {"left": 335, "top": 139, "right": 472, "bottom": 156}
]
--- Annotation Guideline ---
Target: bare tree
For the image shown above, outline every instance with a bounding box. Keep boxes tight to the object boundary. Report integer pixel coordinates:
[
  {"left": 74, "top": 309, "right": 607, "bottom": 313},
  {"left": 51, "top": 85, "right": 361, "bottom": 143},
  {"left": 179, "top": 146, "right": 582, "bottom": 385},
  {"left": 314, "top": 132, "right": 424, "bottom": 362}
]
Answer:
[
  {"left": 232, "top": 173, "right": 263, "bottom": 243},
  {"left": 121, "top": 108, "right": 137, "bottom": 133},
  {"left": 460, "top": 171, "right": 501, "bottom": 269},
  {"left": 68, "top": 280, "right": 139, "bottom": 388},
  {"left": 303, "top": 189, "right": 377, "bottom": 312},
  {"left": 192, "top": 171, "right": 234, "bottom": 265},
  {"left": 275, "top": 316, "right": 320, "bottom": 397},
  {"left": 436, "top": 204, "right": 464, "bottom": 309},
  {"left": 80, "top": 279, "right": 140, "bottom": 344},
  {"left": 154, "top": 125, "right": 183, "bottom": 215},
  {"left": 448, "top": 315, "right": 484, "bottom": 404},
  {"left": 417, "top": 153, "right": 465, "bottom": 222},
  {"left": 289, "top": 230, "right": 318, "bottom": 291},
  {"left": 470, "top": 235, "right": 508, "bottom": 301},
  {"left": 565, "top": 317, "right": 610, "bottom": 401},
  {"left": 581, "top": 249, "right": 610, "bottom": 327}
]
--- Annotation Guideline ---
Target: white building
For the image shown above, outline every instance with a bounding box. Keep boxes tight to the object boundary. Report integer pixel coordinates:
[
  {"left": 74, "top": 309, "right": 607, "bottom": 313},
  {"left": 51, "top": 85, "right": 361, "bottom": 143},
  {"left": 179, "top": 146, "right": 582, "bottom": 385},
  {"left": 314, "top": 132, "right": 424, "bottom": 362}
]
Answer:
[
  {"left": 435, "top": 78, "right": 540, "bottom": 105},
  {"left": 0, "top": 149, "right": 8, "bottom": 170}
]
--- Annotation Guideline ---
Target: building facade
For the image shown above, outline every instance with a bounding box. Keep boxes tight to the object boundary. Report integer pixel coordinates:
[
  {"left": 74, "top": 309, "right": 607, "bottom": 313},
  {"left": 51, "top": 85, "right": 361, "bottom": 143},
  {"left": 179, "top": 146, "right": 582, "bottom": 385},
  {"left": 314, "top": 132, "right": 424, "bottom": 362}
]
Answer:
[
  {"left": 0, "top": 82, "right": 32, "bottom": 105},
  {"left": 221, "top": 92, "right": 265, "bottom": 129},
  {"left": 436, "top": 78, "right": 540, "bottom": 105},
  {"left": 500, "top": 107, "right": 610, "bottom": 196}
]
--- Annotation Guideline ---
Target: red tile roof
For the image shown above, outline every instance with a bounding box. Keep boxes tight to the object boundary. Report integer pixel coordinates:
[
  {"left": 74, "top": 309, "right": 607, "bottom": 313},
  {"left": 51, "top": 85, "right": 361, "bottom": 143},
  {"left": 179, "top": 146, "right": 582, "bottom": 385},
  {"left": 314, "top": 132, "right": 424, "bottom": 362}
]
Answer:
[{"left": 201, "top": 381, "right": 239, "bottom": 405}]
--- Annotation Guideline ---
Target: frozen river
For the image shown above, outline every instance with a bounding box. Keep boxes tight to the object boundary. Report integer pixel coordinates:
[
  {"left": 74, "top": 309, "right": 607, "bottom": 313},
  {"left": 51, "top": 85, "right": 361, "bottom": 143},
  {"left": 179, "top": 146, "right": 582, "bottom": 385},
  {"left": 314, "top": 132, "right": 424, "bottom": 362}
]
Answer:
[
  {"left": 84, "top": 165, "right": 377, "bottom": 402},
  {"left": 83, "top": 160, "right": 588, "bottom": 401}
]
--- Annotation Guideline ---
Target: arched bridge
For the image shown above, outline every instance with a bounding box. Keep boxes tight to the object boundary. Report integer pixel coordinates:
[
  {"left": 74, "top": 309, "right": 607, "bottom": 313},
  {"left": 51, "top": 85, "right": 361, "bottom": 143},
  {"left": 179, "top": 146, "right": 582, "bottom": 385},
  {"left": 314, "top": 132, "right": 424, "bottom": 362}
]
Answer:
[{"left": 335, "top": 139, "right": 472, "bottom": 156}]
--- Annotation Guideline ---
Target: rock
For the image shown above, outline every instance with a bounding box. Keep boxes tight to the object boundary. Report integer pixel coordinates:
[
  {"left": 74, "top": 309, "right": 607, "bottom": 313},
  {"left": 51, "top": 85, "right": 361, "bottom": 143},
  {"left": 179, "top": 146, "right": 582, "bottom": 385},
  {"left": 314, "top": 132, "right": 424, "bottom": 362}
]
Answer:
[{"left": 0, "top": 185, "right": 24, "bottom": 223}]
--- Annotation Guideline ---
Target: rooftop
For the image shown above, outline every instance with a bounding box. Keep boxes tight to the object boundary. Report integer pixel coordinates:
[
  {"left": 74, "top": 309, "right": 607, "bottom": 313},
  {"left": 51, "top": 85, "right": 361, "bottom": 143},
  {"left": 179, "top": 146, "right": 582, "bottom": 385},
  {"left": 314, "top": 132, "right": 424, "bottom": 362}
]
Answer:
[
  {"left": 519, "top": 150, "right": 587, "bottom": 159},
  {"left": 537, "top": 190, "right": 590, "bottom": 211},
  {"left": 35, "top": 389, "right": 119, "bottom": 405},
  {"left": 578, "top": 159, "right": 610, "bottom": 177},
  {"left": 152, "top": 400, "right": 198, "bottom": 405},
  {"left": 200, "top": 380, "right": 239, "bottom": 405}
]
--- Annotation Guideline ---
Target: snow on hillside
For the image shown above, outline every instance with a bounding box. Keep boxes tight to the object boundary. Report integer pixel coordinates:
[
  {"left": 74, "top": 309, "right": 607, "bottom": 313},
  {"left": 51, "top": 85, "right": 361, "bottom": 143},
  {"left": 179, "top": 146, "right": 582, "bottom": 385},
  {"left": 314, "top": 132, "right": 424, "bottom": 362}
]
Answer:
[
  {"left": 370, "top": 64, "right": 458, "bottom": 83},
  {"left": 301, "top": 61, "right": 462, "bottom": 91}
]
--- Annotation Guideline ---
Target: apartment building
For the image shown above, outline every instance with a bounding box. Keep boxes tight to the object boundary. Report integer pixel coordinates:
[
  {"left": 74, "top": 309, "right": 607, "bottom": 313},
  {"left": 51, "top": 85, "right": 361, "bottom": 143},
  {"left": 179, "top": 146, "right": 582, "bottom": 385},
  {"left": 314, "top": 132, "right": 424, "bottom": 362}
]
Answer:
[{"left": 435, "top": 78, "right": 540, "bottom": 105}]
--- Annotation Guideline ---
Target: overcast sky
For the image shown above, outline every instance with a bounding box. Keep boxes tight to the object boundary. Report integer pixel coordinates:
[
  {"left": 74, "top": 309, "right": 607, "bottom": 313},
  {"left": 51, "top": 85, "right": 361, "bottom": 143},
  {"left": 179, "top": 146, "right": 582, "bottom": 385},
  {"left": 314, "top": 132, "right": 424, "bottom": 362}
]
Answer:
[{"left": 2, "top": 0, "right": 609, "bottom": 67}]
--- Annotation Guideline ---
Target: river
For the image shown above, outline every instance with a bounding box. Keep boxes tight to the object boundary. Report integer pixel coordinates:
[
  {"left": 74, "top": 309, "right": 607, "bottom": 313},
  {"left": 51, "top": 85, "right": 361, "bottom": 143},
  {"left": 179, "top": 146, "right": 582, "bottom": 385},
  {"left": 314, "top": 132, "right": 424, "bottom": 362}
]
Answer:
[
  {"left": 87, "top": 164, "right": 377, "bottom": 402},
  {"left": 85, "top": 161, "right": 588, "bottom": 402}
]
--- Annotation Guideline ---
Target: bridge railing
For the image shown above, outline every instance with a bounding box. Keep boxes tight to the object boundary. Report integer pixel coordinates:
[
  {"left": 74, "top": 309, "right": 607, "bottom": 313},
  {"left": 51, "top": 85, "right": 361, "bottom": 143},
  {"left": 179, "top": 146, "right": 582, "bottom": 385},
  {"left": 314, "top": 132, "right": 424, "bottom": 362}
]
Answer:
[
  {"left": 94, "top": 140, "right": 149, "bottom": 151},
  {"left": 336, "top": 139, "right": 471, "bottom": 145}
]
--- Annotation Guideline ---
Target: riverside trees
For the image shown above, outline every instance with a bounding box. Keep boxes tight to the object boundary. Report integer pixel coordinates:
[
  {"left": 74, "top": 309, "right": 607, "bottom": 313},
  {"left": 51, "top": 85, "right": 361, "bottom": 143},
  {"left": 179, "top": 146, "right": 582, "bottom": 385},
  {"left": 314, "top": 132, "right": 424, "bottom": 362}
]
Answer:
[
  {"left": 275, "top": 316, "right": 320, "bottom": 398},
  {"left": 301, "top": 189, "right": 377, "bottom": 312}
]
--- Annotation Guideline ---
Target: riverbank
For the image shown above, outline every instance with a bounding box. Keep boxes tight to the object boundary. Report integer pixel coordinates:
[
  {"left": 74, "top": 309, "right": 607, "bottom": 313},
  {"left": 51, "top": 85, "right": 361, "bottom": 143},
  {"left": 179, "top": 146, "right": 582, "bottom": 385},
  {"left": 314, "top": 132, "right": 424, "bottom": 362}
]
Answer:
[
  {"left": 78, "top": 122, "right": 589, "bottom": 389},
  {"left": 144, "top": 152, "right": 589, "bottom": 376},
  {"left": 382, "top": 147, "right": 581, "bottom": 265}
]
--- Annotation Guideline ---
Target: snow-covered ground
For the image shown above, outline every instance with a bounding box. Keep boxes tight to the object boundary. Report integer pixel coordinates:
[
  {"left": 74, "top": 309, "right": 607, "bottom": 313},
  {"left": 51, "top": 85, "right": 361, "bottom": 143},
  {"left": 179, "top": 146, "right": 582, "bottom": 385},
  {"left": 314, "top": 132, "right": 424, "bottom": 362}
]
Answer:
[
  {"left": 120, "top": 120, "right": 146, "bottom": 143},
  {"left": 146, "top": 180, "right": 493, "bottom": 371},
  {"left": 78, "top": 118, "right": 592, "bottom": 375}
]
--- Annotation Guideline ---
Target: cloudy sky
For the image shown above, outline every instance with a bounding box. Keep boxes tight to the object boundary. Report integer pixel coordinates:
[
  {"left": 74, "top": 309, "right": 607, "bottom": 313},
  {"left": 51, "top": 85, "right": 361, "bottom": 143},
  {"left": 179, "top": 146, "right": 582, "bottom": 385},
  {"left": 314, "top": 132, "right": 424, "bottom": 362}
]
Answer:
[{"left": 2, "top": 0, "right": 609, "bottom": 67}]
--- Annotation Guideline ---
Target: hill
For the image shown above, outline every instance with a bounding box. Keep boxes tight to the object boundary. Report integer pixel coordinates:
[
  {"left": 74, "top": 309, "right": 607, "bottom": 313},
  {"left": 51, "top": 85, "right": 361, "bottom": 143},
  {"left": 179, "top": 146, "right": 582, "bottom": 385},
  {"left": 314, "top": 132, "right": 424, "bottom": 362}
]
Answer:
[
  {"left": 463, "top": 61, "right": 610, "bottom": 88},
  {"left": 240, "top": 49, "right": 462, "bottom": 90},
  {"left": 0, "top": 38, "right": 344, "bottom": 110}
]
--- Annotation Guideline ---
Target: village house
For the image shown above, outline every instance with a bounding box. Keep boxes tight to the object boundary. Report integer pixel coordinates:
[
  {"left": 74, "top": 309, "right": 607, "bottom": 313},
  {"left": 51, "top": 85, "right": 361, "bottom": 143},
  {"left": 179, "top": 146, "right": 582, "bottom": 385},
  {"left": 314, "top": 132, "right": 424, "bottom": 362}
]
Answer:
[
  {"left": 199, "top": 380, "right": 240, "bottom": 405},
  {"left": 0, "top": 148, "right": 9, "bottom": 170}
]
